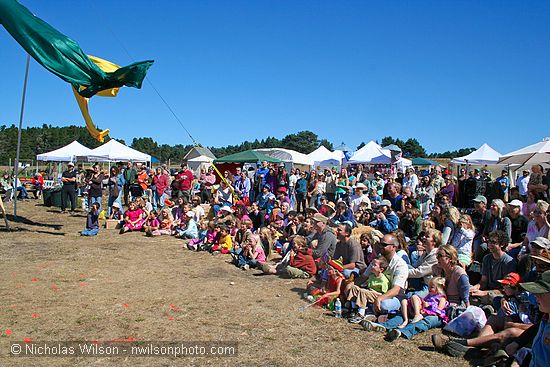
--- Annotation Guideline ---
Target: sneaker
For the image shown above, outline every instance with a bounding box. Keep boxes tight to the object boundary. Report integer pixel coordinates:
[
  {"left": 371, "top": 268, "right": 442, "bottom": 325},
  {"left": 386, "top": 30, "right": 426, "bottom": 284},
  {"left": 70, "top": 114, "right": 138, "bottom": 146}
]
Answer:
[
  {"left": 431, "top": 334, "right": 450, "bottom": 350},
  {"left": 241, "top": 264, "right": 250, "bottom": 271},
  {"left": 348, "top": 314, "right": 365, "bottom": 324},
  {"left": 363, "top": 313, "right": 377, "bottom": 322},
  {"left": 386, "top": 329, "right": 401, "bottom": 342},
  {"left": 446, "top": 340, "right": 471, "bottom": 358},
  {"left": 360, "top": 320, "right": 386, "bottom": 332}
]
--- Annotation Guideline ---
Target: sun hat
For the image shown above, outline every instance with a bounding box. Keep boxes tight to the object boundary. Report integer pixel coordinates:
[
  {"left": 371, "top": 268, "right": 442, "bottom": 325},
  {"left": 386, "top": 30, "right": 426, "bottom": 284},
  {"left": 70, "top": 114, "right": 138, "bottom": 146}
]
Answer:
[
  {"left": 531, "top": 237, "right": 550, "bottom": 250},
  {"left": 220, "top": 205, "right": 234, "bottom": 213},
  {"left": 112, "top": 202, "right": 121, "bottom": 209},
  {"left": 355, "top": 183, "right": 367, "bottom": 190},
  {"left": 312, "top": 213, "right": 328, "bottom": 223},
  {"left": 472, "top": 195, "right": 487, "bottom": 204},
  {"left": 508, "top": 199, "right": 523, "bottom": 207},
  {"left": 520, "top": 270, "right": 550, "bottom": 294},
  {"left": 380, "top": 199, "right": 392, "bottom": 208}
]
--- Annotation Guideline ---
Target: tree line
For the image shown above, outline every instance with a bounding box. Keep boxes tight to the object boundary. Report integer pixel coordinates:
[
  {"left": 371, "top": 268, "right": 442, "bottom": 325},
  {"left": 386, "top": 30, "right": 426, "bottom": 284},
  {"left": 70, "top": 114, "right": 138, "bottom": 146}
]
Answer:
[{"left": 0, "top": 124, "right": 475, "bottom": 165}]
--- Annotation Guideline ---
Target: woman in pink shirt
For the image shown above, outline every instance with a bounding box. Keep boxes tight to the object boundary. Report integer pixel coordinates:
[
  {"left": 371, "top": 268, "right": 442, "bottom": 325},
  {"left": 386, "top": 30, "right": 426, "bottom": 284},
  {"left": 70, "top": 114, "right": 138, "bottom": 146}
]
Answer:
[{"left": 152, "top": 167, "right": 169, "bottom": 211}]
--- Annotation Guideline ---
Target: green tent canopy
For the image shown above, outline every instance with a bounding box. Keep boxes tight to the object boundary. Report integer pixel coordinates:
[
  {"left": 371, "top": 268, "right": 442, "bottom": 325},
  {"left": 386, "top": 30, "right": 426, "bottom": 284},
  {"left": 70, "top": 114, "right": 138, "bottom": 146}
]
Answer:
[
  {"left": 412, "top": 157, "right": 440, "bottom": 166},
  {"left": 214, "top": 150, "right": 282, "bottom": 164}
]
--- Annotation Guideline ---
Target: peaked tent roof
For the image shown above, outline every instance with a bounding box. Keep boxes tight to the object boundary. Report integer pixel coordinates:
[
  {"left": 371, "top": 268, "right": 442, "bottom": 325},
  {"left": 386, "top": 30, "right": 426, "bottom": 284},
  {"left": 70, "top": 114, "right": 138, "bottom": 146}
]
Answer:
[
  {"left": 36, "top": 140, "right": 93, "bottom": 162},
  {"left": 214, "top": 150, "right": 282, "bottom": 164},
  {"left": 451, "top": 143, "right": 502, "bottom": 165},
  {"left": 497, "top": 139, "right": 550, "bottom": 166},
  {"left": 77, "top": 139, "right": 151, "bottom": 162},
  {"left": 184, "top": 145, "right": 216, "bottom": 161},
  {"left": 254, "top": 148, "right": 313, "bottom": 166},
  {"left": 348, "top": 141, "right": 391, "bottom": 164},
  {"left": 308, "top": 146, "right": 345, "bottom": 166}
]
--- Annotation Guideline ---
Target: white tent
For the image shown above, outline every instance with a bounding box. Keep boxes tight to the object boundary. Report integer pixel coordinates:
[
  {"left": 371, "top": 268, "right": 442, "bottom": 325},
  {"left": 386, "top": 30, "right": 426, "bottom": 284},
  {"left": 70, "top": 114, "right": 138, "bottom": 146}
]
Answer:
[
  {"left": 347, "top": 141, "right": 391, "bottom": 164},
  {"left": 308, "top": 146, "right": 344, "bottom": 167},
  {"left": 77, "top": 139, "right": 151, "bottom": 162},
  {"left": 254, "top": 148, "right": 314, "bottom": 166},
  {"left": 188, "top": 155, "right": 213, "bottom": 173},
  {"left": 451, "top": 143, "right": 502, "bottom": 165},
  {"left": 36, "top": 140, "right": 93, "bottom": 162},
  {"left": 497, "top": 138, "right": 550, "bottom": 167}
]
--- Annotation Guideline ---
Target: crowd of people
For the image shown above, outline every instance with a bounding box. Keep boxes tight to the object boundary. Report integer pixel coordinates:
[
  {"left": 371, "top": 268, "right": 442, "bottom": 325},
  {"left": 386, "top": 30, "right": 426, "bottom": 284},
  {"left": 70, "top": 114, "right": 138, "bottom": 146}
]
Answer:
[{"left": 2, "top": 159, "right": 550, "bottom": 365}]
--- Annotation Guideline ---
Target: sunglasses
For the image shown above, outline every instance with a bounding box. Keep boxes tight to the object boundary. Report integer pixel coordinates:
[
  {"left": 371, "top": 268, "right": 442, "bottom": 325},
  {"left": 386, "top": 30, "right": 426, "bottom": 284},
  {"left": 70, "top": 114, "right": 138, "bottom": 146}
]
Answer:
[
  {"left": 436, "top": 254, "right": 448, "bottom": 259},
  {"left": 380, "top": 242, "right": 394, "bottom": 247}
]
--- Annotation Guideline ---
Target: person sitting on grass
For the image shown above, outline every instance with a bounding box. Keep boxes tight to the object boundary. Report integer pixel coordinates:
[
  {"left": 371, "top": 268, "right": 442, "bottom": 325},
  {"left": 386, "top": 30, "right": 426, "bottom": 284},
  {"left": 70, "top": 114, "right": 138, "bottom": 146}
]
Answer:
[
  {"left": 80, "top": 202, "right": 100, "bottom": 237},
  {"left": 187, "top": 220, "right": 208, "bottom": 250},
  {"left": 200, "top": 221, "right": 220, "bottom": 252},
  {"left": 150, "top": 207, "right": 174, "bottom": 236},
  {"left": 397, "top": 276, "right": 448, "bottom": 329},
  {"left": 306, "top": 257, "right": 345, "bottom": 308},
  {"left": 234, "top": 234, "right": 266, "bottom": 270},
  {"left": 109, "top": 202, "right": 123, "bottom": 221},
  {"left": 259, "top": 235, "right": 317, "bottom": 278},
  {"left": 175, "top": 211, "right": 198, "bottom": 240},
  {"left": 210, "top": 225, "right": 233, "bottom": 254},
  {"left": 120, "top": 200, "right": 146, "bottom": 234},
  {"left": 345, "top": 256, "right": 390, "bottom": 324},
  {"left": 143, "top": 210, "right": 160, "bottom": 235}
]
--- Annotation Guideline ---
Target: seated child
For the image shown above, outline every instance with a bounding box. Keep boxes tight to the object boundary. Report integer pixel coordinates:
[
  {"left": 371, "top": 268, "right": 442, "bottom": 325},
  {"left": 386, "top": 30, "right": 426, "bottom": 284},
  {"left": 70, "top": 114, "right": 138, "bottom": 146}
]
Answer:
[
  {"left": 306, "top": 257, "right": 345, "bottom": 308},
  {"left": 175, "top": 211, "right": 199, "bottom": 239},
  {"left": 151, "top": 207, "right": 173, "bottom": 236},
  {"left": 201, "top": 222, "right": 220, "bottom": 252},
  {"left": 143, "top": 210, "right": 160, "bottom": 235},
  {"left": 260, "top": 235, "right": 316, "bottom": 279},
  {"left": 187, "top": 219, "right": 208, "bottom": 250},
  {"left": 80, "top": 202, "right": 100, "bottom": 236},
  {"left": 120, "top": 201, "right": 146, "bottom": 234},
  {"left": 235, "top": 234, "right": 266, "bottom": 270},
  {"left": 233, "top": 219, "right": 253, "bottom": 252},
  {"left": 398, "top": 276, "right": 449, "bottom": 328},
  {"left": 109, "top": 202, "right": 123, "bottom": 221},
  {"left": 210, "top": 225, "right": 232, "bottom": 254},
  {"left": 346, "top": 256, "right": 390, "bottom": 323}
]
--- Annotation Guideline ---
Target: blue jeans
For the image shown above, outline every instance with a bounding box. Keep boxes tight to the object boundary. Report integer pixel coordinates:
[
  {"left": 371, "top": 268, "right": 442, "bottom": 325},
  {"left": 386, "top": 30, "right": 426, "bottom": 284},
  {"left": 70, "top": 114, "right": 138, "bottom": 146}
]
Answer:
[
  {"left": 81, "top": 228, "right": 99, "bottom": 236},
  {"left": 107, "top": 193, "right": 122, "bottom": 216},
  {"left": 342, "top": 268, "right": 360, "bottom": 279},
  {"left": 380, "top": 315, "right": 442, "bottom": 339},
  {"left": 405, "top": 284, "right": 428, "bottom": 299},
  {"left": 89, "top": 196, "right": 102, "bottom": 211},
  {"left": 153, "top": 190, "right": 165, "bottom": 211},
  {"left": 380, "top": 297, "right": 402, "bottom": 313}
]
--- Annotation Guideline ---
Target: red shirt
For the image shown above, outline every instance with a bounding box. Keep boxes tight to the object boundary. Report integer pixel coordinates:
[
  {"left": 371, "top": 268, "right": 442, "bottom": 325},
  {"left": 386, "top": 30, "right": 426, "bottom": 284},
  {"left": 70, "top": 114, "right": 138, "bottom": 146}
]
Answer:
[
  {"left": 177, "top": 170, "right": 194, "bottom": 191},
  {"left": 153, "top": 174, "right": 169, "bottom": 195},
  {"left": 290, "top": 248, "right": 317, "bottom": 276}
]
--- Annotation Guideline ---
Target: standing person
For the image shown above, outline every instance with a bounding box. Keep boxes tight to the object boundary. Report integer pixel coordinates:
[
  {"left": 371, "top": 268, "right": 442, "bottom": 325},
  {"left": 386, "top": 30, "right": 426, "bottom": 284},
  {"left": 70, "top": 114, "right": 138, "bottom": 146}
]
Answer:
[
  {"left": 295, "top": 171, "right": 308, "bottom": 214},
  {"left": 123, "top": 162, "right": 137, "bottom": 206},
  {"left": 516, "top": 170, "right": 530, "bottom": 201},
  {"left": 416, "top": 174, "right": 435, "bottom": 218},
  {"left": 199, "top": 166, "right": 216, "bottom": 204},
  {"left": 176, "top": 162, "right": 194, "bottom": 203},
  {"left": 152, "top": 167, "right": 169, "bottom": 211},
  {"left": 60, "top": 162, "right": 78, "bottom": 213},
  {"left": 235, "top": 171, "right": 251, "bottom": 203},
  {"left": 107, "top": 166, "right": 124, "bottom": 216},
  {"left": 288, "top": 168, "right": 299, "bottom": 209},
  {"left": 402, "top": 168, "right": 419, "bottom": 193},
  {"left": 496, "top": 170, "right": 510, "bottom": 202},
  {"left": 324, "top": 168, "right": 337, "bottom": 203},
  {"left": 87, "top": 164, "right": 104, "bottom": 211}
]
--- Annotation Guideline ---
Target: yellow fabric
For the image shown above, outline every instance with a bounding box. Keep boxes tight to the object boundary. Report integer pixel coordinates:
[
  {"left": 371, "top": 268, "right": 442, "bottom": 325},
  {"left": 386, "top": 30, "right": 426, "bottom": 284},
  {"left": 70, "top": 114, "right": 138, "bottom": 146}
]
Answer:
[{"left": 73, "top": 55, "right": 123, "bottom": 142}]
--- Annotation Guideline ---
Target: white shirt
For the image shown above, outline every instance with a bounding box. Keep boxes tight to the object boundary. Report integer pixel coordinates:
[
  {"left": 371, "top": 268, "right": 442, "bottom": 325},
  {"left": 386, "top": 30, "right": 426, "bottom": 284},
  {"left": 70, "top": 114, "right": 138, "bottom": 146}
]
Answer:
[
  {"left": 516, "top": 175, "right": 530, "bottom": 196},
  {"left": 350, "top": 194, "right": 371, "bottom": 212},
  {"left": 384, "top": 254, "right": 408, "bottom": 292}
]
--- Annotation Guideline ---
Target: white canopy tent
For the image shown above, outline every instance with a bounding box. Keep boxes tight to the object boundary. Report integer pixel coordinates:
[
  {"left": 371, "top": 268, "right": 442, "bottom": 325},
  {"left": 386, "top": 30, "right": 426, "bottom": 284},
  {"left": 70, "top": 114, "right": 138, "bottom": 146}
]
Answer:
[
  {"left": 187, "top": 155, "right": 214, "bottom": 173},
  {"left": 36, "top": 140, "right": 93, "bottom": 162},
  {"left": 77, "top": 139, "right": 151, "bottom": 162},
  {"left": 347, "top": 141, "right": 391, "bottom": 164},
  {"left": 307, "top": 146, "right": 344, "bottom": 168},
  {"left": 497, "top": 138, "right": 550, "bottom": 167},
  {"left": 451, "top": 143, "right": 502, "bottom": 165},
  {"left": 254, "top": 148, "right": 314, "bottom": 166}
]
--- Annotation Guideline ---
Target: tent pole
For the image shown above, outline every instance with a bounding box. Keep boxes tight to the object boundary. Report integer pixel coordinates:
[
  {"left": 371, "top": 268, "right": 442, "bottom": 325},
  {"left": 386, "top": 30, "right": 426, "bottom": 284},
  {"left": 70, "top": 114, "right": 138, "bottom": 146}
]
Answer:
[{"left": 13, "top": 54, "right": 31, "bottom": 219}]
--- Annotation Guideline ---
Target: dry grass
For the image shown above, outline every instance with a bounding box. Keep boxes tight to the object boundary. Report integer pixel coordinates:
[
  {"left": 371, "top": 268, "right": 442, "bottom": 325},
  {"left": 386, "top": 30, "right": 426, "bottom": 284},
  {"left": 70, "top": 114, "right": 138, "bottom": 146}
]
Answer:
[{"left": 0, "top": 200, "right": 469, "bottom": 367}]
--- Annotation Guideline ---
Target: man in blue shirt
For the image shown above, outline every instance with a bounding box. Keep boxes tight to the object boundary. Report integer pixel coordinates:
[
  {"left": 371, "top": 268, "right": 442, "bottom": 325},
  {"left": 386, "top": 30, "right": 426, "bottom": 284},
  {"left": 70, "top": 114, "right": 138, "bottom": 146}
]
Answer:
[{"left": 496, "top": 170, "right": 510, "bottom": 202}]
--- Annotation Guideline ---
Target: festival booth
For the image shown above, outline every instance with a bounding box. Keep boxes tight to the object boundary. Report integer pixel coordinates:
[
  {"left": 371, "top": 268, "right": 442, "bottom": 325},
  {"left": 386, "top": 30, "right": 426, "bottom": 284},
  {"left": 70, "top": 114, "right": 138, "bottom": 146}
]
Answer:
[
  {"left": 307, "top": 146, "right": 344, "bottom": 169},
  {"left": 214, "top": 150, "right": 282, "bottom": 183},
  {"left": 184, "top": 146, "right": 216, "bottom": 174},
  {"left": 497, "top": 138, "right": 550, "bottom": 169},
  {"left": 77, "top": 139, "right": 151, "bottom": 163},
  {"left": 411, "top": 157, "right": 441, "bottom": 166},
  {"left": 253, "top": 148, "right": 313, "bottom": 172},
  {"left": 451, "top": 143, "right": 502, "bottom": 166},
  {"left": 36, "top": 140, "right": 93, "bottom": 162}
]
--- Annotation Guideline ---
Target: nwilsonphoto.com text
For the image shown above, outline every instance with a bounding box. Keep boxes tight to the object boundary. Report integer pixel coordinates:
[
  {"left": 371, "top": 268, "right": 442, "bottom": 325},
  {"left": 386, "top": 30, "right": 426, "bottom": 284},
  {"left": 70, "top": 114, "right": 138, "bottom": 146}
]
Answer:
[{"left": 9, "top": 341, "right": 238, "bottom": 357}]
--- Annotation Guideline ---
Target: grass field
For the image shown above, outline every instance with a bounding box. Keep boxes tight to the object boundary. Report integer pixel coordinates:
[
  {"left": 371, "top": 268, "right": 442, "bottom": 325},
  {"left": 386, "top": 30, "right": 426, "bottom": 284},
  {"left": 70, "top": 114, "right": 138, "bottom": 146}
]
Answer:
[{"left": 0, "top": 199, "right": 470, "bottom": 367}]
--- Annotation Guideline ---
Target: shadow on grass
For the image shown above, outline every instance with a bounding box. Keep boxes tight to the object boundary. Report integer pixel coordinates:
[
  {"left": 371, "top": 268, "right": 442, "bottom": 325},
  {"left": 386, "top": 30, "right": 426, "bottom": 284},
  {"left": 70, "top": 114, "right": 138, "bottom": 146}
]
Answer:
[
  {"left": 0, "top": 227, "right": 65, "bottom": 236},
  {"left": 5, "top": 214, "right": 63, "bottom": 230}
]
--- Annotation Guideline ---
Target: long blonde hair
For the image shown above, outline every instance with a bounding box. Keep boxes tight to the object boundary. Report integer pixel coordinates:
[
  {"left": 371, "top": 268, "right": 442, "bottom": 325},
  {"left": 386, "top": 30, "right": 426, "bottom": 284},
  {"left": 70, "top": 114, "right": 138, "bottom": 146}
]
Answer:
[{"left": 429, "top": 276, "right": 446, "bottom": 296}]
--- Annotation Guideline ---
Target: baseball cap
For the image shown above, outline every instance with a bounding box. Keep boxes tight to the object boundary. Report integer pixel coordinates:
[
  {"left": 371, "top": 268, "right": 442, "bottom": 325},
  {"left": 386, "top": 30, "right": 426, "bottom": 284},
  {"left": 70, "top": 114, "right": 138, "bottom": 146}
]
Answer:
[
  {"left": 497, "top": 272, "right": 521, "bottom": 286},
  {"left": 472, "top": 195, "right": 487, "bottom": 204},
  {"left": 520, "top": 270, "right": 550, "bottom": 294},
  {"left": 380, "top": 199, "right": 392, "bottom": 208},
  {"left": 312, "top": 213, "right": 328, "bottom": 223},
  {"left": 508, "top": 199, "right": 523, "bottom": 207},
  {"left": 531, "top": 237, "right": 550, "bottom": 250}
]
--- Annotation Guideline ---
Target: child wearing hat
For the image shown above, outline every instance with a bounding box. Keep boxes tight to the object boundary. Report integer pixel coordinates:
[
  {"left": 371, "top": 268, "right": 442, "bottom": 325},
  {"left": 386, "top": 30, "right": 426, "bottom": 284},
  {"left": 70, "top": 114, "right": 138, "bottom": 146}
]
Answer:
[
  {"left": 306, "top": 257, "right": 345, "bottom": 307},
  {"left": 81, "top": 202, "right": 100, "bottom": 236},
  {"left": 109, "top": 201, "right": 123, "bottom": 221},
  {"left": 175, "top": 211, "right": 199, "bottom": 239}
]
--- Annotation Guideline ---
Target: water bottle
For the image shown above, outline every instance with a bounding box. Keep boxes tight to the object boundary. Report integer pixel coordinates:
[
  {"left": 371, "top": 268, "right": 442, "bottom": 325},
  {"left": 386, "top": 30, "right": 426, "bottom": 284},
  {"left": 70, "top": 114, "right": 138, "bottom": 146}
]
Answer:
[{"left": 334, "top": 298, "right": 342, "bottom": 318}]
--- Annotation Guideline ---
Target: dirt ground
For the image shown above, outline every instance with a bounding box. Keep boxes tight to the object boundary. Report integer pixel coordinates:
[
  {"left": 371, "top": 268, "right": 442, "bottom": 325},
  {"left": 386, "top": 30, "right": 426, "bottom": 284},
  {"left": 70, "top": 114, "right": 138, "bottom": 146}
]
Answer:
[{"left": 0, "top": 199, "right": 470, "bottom": 367}]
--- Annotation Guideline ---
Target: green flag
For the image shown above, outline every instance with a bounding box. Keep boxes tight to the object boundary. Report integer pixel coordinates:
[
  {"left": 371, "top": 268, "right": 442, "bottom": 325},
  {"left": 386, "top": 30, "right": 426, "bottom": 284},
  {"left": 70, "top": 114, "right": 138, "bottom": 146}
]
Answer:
[{"left": 0, "top": 0, "right": 153, "bottom": 97}]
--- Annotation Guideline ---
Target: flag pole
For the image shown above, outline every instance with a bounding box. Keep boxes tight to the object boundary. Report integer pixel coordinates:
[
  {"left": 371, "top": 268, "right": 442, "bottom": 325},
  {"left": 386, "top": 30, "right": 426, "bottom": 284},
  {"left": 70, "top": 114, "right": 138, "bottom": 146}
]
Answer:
[{"left": 13, "top": 54, "right": 31, "bottom": 219}]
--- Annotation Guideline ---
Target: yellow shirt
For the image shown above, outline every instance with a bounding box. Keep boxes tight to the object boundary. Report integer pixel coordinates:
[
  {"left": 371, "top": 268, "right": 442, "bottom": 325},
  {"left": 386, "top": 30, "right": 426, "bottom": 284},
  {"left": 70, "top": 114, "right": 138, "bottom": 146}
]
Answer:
[{"left": 219, "top": 234, "right": 233, "bottom": 250}]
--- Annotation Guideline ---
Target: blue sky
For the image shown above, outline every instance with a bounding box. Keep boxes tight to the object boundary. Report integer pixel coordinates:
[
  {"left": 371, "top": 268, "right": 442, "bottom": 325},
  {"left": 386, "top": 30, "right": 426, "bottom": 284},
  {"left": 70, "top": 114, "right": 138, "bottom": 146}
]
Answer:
[{"left": 1, "top": 0, "right": 549, "bottom": 155}]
